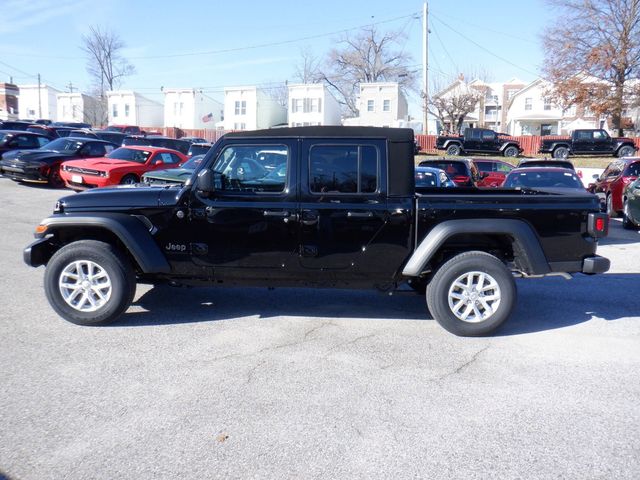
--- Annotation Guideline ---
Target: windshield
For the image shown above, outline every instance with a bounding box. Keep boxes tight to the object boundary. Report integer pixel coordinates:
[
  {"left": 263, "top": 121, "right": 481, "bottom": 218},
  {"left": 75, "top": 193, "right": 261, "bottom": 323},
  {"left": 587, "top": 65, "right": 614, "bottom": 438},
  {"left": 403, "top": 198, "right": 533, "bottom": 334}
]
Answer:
[
  {"left": 106, "top": 147, "right": 151, "bottom": 164},
  {"left": 105, "top": 126, "right": 124, "bottom": 132},
  {"left": 42, "top": 138, "right": 84, "bottom": 153},
  {"left": 504, "top": 170, "right": 583, "bottom": 189},
  {"left": 188, "top": 145, "right": 211, "bottom": 156},
  {"left": 182, "top": 155, "right": 205, "bottom": 170}
]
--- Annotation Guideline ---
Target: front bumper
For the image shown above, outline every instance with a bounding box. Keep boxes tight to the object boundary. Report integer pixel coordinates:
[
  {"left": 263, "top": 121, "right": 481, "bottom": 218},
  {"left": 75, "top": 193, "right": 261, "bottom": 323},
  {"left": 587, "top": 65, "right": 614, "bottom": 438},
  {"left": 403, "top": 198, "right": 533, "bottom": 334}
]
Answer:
[
  {"left": 24, "top": 237, "right": 56, "bottom": 267},
  {"left": 0, "top": 163, "right": 48, "bottom": 182}
]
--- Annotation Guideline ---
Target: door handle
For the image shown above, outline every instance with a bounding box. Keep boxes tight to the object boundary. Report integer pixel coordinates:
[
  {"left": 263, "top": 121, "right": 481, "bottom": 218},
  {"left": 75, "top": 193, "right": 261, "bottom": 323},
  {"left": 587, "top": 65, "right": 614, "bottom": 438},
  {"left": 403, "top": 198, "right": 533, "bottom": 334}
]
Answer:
[
  {"left": 263, "top": 210, "right": 290, "bottom": 217},
  {"left": 346, "top": 211, "right": 374, "bottom": 218}
]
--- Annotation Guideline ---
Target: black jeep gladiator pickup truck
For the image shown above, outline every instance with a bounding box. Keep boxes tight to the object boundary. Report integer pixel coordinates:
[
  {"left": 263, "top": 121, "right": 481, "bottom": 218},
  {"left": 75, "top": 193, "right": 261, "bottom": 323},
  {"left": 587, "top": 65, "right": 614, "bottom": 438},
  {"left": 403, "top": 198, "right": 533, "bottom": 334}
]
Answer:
[
  {"left": 435, "top": 128, "right": 522, "bottom": 157},
  {"left": 24, "top": 126, "right": 610, "bottom": 336},
  {"left": 538, "top": 129, "right": 637, "bottom": 159}
]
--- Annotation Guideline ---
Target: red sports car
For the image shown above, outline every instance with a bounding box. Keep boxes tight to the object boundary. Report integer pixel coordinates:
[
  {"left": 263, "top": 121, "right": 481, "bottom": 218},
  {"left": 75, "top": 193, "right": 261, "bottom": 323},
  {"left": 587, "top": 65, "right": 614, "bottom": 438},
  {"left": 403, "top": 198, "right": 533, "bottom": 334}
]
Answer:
[
  {"left": 587, "top": 157, "right": 640, "bottom": 216},
  {"left": 60, "top": 146, "right": 187, "bottom": 190},
  {"left": 472, "top": 158, "right": 514, "bottom": 187}
]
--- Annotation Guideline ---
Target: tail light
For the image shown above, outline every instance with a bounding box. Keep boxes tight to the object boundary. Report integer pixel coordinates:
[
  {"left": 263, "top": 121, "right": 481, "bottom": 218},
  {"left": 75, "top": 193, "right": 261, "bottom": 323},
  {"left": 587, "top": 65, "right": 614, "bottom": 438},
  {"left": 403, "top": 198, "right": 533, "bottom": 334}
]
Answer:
[
  {"left": 588, "top": 212, "right": 608, "bottom": 238},
  {"left": 453, "top": 175, "right": 470, "bottom": 185}
]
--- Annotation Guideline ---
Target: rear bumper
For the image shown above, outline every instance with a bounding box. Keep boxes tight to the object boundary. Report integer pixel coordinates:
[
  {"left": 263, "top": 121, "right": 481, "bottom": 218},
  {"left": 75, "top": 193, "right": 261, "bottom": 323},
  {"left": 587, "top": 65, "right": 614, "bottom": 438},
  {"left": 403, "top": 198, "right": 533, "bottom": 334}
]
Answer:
[{"left": 582, "top": 255, "right": 610, "bottom": 274}]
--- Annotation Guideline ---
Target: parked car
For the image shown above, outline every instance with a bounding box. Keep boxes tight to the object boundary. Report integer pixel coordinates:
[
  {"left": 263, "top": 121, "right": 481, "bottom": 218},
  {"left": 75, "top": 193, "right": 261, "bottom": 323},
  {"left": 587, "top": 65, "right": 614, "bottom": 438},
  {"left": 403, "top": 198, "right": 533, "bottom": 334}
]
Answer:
[
  {"left": 587, "top": 157, "right": 640, "bottom": 216},
  {"left": 0, "top": 121, "right": 36, "bottom": 131},
  {"left": 180, "top": 136, "right": 208, "bottom": 144},
  {"left": 66, "top": 129, "right": 99, "bottom": 139},
  {"left": 50, "top": 121, "right": 92, "bottom": 129},
  {"left": 516, "top": 158, "right": 575, "bottom": 170},
  {"left": 142, "top": 155, "right": 206, "bottom": 185},
  {"left": 622, "top": 177, "right": 640, "bottom": 229},
  {"left": 472, "top": 159, "right": 514, "bottom": 187},
  {"left": 122, "top": 135, "right": 190, "bottom": 155},
  {"left": 0, "top": 130, "right": 51, "bottom": 155},
  {"left": 34, "top": 119, "right": 52, "bottom": 125},
  {"left": 60, "top": 146, "right": 188, "bottom": 190},
  {"left": 538, "top": 129, "right": 637, "bottom": 159},
  {"left": 0, "top": 138, "right": 117, "bottom": 187},
  {"left": 27, "top": 125, "right": 77, "bottom": 139},
  {"left": 418, "top": 158, "right": 481, "bottom": 186},
  {"left": 502, "top": 167, "right": 586, "bottom": 191},
  {"left": 105, "top": 125, "right": 144, "bottom": 135},
  {"left": 187, "top": 142, "right": 213, "bottom": 157},
  {"left": 415, "top": 166, "right": 456, "bottom": 188},
  {"left": 435, "top": 128, "right": 522, "bottom": 157},
  {"left": 93, "top": 131, "right": 127, "bottom": 145}
]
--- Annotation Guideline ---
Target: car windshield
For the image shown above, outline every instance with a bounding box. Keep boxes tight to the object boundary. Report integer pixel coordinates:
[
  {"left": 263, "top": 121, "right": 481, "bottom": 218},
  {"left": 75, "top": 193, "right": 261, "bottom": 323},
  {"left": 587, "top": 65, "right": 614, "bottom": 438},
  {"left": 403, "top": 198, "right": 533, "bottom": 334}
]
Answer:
[
  {"left": 105, "top": 126, "right": 124, "bottom": 132},
  {"left": 188, "top": 145, "right": 211, "bottom": 156},
  {"left": 181, "top": 155, "right": 205, "bottom": 170},
  {"left": 504, "top": 171, "right": 583, "bottom": 189},
  {"left": 42, "top": 138, "right": 84, "bottom": 153},
  {"left": 106, "top": 147, "right": 151, "bottom": 164},
  {"left": 415, "top": 171, "right": 437, "bottom": 187}
]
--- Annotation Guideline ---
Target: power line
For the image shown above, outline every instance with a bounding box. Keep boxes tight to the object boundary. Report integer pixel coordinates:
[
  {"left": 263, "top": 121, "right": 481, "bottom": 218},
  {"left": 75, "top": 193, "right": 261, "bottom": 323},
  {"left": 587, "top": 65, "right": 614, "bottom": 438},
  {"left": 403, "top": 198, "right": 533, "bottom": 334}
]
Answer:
[{"left": 429, "top": 19, "right": 459, "bottom": 75}]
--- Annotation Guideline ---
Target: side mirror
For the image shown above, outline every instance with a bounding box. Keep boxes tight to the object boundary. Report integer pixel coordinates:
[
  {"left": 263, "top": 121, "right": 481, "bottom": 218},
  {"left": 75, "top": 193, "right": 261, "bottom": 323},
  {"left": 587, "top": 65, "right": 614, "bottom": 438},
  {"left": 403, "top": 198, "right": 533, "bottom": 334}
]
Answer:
[
  {"left": 592, "top": 173, "right": 600, "bottom": 180},
  {"left": 195, "top": 169, "right": 219, "bottom": 195}
]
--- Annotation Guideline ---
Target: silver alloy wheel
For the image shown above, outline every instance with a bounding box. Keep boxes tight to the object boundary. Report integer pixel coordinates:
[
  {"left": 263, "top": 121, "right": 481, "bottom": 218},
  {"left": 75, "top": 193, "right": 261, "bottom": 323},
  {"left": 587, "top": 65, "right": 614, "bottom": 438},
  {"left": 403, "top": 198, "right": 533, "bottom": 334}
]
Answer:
[
  {"left": 447, "top": 271, "right": 501, "bottom": 323},
  {"left": 58, "top": 260, "right": 112, "bottom": 312}
]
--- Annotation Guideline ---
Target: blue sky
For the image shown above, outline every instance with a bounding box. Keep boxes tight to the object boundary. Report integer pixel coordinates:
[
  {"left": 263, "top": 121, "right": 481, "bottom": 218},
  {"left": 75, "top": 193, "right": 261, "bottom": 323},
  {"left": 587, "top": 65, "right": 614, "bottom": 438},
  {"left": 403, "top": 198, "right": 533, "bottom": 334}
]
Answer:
[{"left": 0, "top": 0, "right": 554, "bottom": 118}]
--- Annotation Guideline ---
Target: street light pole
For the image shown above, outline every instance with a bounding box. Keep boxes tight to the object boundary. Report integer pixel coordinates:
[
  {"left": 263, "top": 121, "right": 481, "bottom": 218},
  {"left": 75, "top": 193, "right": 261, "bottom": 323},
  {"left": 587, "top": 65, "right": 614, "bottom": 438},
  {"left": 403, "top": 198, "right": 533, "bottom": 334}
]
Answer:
[{"left": 422, "top": 1, "right": 429, "bottom": 134}]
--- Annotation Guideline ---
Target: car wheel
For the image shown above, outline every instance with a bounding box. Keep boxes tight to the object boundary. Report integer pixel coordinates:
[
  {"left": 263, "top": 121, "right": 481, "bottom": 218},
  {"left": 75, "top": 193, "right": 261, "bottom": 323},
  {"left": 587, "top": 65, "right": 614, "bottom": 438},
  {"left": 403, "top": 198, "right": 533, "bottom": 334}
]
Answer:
[
  {"left": 44, "top": 240, "right": 136, "bottom": 326},
  {"left": 120, "top": 174, "right": 138, "bottom": 185},
  {"left": 48, "top": 165, "right": 64, "bottom": 188},
  {"left": 426, "top": 251, "right": 516, "bottom": 336},
  {"left": 503, "top": 146, "right": 519, "bottom": 157},
  {"left": 446, "top": 144, "right": 461, "bottom": 156},
  {"left": 606, "top": 193, "right": 617, "bottom": 218},
  {"left": 553, "top": 147, "right": 569, "bottom": 159},
  {"left": 617, "top": 146, "right": 635, "bottom": 158},
  {"left": 622, "top": 200, "right": 637, "bottom": 229}
]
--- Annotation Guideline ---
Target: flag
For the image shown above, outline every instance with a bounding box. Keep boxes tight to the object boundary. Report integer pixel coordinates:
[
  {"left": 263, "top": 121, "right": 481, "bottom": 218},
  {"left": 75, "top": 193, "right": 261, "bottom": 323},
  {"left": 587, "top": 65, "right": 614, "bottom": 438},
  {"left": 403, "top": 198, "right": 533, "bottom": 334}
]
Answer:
[{"left": 202, "top": 112, "right": 213, "bottom": 123}]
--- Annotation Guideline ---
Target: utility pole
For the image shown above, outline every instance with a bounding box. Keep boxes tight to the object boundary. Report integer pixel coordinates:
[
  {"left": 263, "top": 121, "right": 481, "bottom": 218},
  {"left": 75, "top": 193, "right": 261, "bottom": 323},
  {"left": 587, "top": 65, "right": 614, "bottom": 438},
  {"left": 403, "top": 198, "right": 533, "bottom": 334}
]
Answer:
[
  {"left": 37, "top": 73, "right": 42, "bottom": 118},
  {"left": 67, "top": 82, "right": 74, "bottom": 93},
  {"left": 422, "top": 1, "right": 428, "bottom": 134}
]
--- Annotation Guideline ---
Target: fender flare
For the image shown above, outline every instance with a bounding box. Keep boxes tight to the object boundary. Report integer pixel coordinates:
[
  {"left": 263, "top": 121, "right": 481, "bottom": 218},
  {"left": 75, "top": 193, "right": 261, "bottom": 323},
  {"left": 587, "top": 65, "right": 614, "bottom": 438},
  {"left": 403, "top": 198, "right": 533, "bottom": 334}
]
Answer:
[
  {"left": 402, "top": 218, "right": 550, "bottom": 276},
  {"left": 27, "top": 213, "right": 171, "bottom": 273},
  {"left": 443, "top": 139, "right": 462, "bottom": 150},
  {"left": 499, "top": 142, "right": 520, "bottom": 152}
]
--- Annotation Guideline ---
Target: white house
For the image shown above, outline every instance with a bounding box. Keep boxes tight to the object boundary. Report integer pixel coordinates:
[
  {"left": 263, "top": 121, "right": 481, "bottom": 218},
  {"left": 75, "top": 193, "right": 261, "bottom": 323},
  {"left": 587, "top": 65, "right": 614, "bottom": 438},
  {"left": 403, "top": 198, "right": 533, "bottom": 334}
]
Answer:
[
  {"left": 222, "top": 86, "right": 287, "bottom": 131},
  {"left": 505, "top": 79, "right": 566, "bottom": 136},
  {"left": 163, "top": 88, "right": 224, "bottom": 130},
  {"left": 56, "top": 93, "right": 100, "bottom": 126},
  {"left": 18, "top": 84, "right": 61, "bottom": 121},
  {"left": 0, "top": 83, "right": 19, "bottom": 121},
  {"left": 287, "top": 83, "right": 341, "bottom": 126},
  {"left": 106, "top": 90, "right": 164, "bottom": 127},
  {"left": 344, "top": 82, "right": 409, "bottom": 127}
]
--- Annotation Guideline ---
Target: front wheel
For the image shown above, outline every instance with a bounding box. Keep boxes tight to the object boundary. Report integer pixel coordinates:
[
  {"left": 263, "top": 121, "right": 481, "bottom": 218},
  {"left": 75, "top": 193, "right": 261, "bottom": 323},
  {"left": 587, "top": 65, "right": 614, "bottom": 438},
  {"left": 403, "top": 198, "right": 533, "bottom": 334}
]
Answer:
[
  {"left": 426, "top": 251, "right": 516, "bottom": 336},
  {"left": 120, "top": 174, "right": 138, "bottom": 185},
  {"left": 622, "top": 200, "right": 637, "bottom": 229},
  {"left": 617, "top": 145, "right": 635, "bottom": 158},
  {"left": 44, "top": 240, "right": 136, "bottom": 325},
  {"left": 48, "top": 165, "right": 64, "bottom": 188}
]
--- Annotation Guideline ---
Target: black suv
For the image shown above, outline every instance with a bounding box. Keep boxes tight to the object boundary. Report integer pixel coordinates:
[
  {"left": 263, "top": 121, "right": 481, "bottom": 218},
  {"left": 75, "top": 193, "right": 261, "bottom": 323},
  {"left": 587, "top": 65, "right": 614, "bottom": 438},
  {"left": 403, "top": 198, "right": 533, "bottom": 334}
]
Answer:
[{"left": 418, "top": 158, "right": 481, "bottom": 186}]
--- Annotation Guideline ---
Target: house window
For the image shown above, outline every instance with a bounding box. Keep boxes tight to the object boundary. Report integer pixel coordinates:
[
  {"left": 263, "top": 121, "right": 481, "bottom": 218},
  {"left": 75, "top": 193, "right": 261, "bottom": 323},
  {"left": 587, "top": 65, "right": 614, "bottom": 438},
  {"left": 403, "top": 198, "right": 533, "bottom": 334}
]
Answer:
[
  {"left": 543, "top": 98, "right": 552, "bottom": 111},
  {"left": 124, "top": 104, "right": 130, "bottom": 117},
  {"left": 383, "top": 100, "right": 390, "bottom": 112},
  {"left": 235, "top": 101, "right": 246, "bottom": 115},
  {"left": 112, "top": 104, "right": 118, "bottom": 117},
  {"left": 507, "top": 89, "right": 517, "bottom": 100},
  {"left": 233, "top": 122, "right": 246, "bottom": 130},
  {"left": 367, "top": 100, "right": 375, "bottom": 112},
  {"left": 565, "top": 105, "right": 577, "bottom": 117},
  {"left": 292, "top": 98, "right": 303, "bottom": 113},
  {"left": 525, "top": 98, "right": 532, "bottom": 111}
]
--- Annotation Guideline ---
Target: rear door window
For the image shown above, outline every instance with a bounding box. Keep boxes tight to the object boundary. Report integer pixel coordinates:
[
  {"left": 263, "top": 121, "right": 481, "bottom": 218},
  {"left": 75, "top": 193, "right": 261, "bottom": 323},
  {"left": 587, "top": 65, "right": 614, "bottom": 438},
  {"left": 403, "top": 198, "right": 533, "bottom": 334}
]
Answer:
[{"left": 309, "top": 145, "right": 378, "bottom": 194}]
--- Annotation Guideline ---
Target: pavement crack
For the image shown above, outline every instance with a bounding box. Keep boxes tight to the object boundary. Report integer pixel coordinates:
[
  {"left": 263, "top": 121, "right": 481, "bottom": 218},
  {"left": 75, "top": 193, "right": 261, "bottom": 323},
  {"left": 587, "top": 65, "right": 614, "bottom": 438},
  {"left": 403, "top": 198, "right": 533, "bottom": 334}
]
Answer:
[
  {"left": 246, "top": 360, "right": 267, "bottom": 384},
  {"left": 433, "top": 346, "right": 490, "bottom": 382},
  {"left": 325, "top": 334, "right": 376, "bottom": 356},
  {"left": 303, "top": 321, "right": 337, "bottom": 340}
]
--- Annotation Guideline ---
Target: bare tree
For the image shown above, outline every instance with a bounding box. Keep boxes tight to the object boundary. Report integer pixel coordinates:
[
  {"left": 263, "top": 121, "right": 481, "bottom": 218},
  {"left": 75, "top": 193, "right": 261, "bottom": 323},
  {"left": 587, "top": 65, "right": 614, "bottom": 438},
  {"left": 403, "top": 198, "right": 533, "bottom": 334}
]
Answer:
[
  {"left": 81, "top": 26, "right": 135, "bottom": 125},
  {"left": 320, "top": 26, "right": 418, "bottom": 117},
  {"left": 293, "top": 48, "right": 323, "bottom": 84},
  {"left": 542, "top": 0, "right": 640, "bottom": 135},
  {"left": 429, "top": 76, "right": 482, "bottom": 134}
]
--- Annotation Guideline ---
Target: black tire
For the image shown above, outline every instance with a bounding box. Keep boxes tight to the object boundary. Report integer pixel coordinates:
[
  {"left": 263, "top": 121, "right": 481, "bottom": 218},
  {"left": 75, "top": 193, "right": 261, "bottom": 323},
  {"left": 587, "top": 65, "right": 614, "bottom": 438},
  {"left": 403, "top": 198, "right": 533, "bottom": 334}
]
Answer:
[
  {"left": 120, "top": 174, "right": 138, "bottom": 185},
  {"left": 446, "top": 144, "right": 461, "bottom": 156},
  {"left": 606, "top": 193, "right": 617, "bottom": 218},
  {"left": 44, "top": 240, "right": 136, "bottom": 326},
  {"left": 617, "top": 145, "right": 635, "bottom": 158},
  {"left": 622, "top": 200, "right": 637, "bottom": 229},
  {"left": 552, "top": 146, "right": 569, "bottom": 159},
  {"left": 408, "top": 277, "right": 428, "bottom": 294},
  {"left": 503, "top": 146, "right": 519, "bottom": 157},
  {"left": 426, "top": 251, "right": 516, "bottom": 336},
  {"left": 48, "top": 165, "right": 64, "bottom": 188}
]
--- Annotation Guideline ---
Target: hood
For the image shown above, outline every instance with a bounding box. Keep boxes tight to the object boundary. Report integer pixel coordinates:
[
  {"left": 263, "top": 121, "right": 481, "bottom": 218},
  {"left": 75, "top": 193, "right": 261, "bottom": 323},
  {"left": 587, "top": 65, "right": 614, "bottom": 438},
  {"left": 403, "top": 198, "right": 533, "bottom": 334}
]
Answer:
[
  {"left": 1, "top": 149, "right": 73, "bottom": 164},
  {"left": 58, "top": 183, "right": 183, "bottom": 211},
  {"left": 63, "top": 157, "right": 140, "bottom": 171},
  {"left": 143, "top": 167, "right": 195, "bottom": 183}
]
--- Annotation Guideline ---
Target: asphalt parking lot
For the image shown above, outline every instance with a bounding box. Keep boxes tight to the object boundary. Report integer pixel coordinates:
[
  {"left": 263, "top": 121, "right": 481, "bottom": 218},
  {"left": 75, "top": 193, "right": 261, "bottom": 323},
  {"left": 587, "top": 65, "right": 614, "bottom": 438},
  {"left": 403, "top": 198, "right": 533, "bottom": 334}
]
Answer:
[{"left": 1, "top": 177, "right": 639, "bottom": 480}]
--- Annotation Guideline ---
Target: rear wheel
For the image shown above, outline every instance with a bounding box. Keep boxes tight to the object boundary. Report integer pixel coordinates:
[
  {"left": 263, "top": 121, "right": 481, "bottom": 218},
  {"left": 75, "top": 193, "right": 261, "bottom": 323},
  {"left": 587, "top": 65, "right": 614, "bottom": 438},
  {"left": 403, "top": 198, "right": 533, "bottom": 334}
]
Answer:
[
  {"left": 44, "top": 240, "right": 136, "bottom": 325},
  {"left": 617, "top": 145, "right": 635, "bottom": 158},
  {"left": 553, "top": 146, "right": 569, "bottom": 159},
  {"left": 120, "top": 174, "right": 138, "bottom": 185},
  {"left": 606, "top": 193, "right": 617, "bottom": 218},
  {"left": 446, "top": 144, "right": 461, "bottom": 156},
  {"left": 622, "top": 200, "right": 637, "bottom": 229},
  {"left": 503, "top": 146, "right": 519, "bottom": 157},
  {"left": 426, "top": 251, "right": 516, "bottom": 336}
]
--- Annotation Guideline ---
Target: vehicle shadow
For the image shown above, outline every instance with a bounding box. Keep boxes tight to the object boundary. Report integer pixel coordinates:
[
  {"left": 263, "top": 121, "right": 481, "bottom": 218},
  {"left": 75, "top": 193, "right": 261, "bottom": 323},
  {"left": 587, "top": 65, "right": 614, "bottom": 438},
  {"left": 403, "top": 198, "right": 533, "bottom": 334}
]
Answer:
[
  {"left": 110, "top": 273, "right": 639, "bottom": 335},
  {"left": 598, "top": 218, "right": 640, "bottom": 246}
]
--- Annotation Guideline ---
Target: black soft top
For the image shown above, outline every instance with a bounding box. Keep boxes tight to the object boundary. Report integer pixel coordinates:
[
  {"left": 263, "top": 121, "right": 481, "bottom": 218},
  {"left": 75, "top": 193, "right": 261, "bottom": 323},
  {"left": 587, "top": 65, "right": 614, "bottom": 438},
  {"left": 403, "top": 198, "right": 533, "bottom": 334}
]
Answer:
[{"left": 224, "top": 126, "right": 414, "bottom": 142}]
